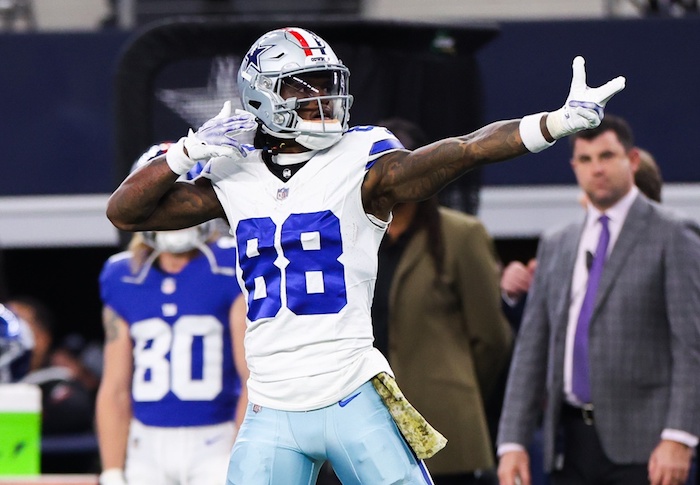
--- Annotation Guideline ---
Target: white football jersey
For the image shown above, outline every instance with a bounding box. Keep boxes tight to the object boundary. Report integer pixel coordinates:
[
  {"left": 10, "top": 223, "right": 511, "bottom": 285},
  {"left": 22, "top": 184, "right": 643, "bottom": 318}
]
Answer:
[{"left": 203, "top": 126, "right": 403, "bottom": 411}]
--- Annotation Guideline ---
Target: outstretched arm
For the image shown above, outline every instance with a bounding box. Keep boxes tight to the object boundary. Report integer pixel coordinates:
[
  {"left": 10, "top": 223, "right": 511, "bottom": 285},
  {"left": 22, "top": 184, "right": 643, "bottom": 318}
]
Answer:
[
  {"left": 363, "top": 119, "right": 527, "bottom": 218},
  {"left": 363, "top": 57, "right": 625, "bottom": 219}
]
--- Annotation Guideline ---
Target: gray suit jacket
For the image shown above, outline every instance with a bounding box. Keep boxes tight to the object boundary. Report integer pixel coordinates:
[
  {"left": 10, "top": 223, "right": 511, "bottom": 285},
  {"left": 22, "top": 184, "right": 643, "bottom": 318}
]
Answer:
[{"left": 497, "top": 194, "right": 700, "bottom": 470}]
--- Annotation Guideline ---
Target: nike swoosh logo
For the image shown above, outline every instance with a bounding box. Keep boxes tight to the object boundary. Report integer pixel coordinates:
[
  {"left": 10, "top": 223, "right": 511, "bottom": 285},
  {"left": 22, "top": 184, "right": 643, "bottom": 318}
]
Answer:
[{"left": 338, "top": 392, "right": 361, "bottom": 407}]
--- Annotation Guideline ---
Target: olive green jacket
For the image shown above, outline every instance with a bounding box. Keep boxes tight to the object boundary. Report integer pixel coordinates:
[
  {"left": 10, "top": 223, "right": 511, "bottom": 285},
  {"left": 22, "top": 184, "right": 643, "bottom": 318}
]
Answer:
[{"left": 388, "top": 207, "right": 513, "bottom": 474}]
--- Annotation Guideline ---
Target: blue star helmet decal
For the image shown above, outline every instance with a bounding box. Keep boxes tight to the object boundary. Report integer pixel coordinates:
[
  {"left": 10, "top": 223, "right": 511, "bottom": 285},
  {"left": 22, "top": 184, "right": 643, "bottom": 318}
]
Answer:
[{"left": 244, "top": 44, "right": 273, "bottom": 73}]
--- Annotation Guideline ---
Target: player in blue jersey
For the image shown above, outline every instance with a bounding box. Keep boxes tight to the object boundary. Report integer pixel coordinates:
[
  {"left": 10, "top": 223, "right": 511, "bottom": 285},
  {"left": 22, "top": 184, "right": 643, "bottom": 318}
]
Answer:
[
  {"left": 96, "top": 144, "right": 248, "bottom": 485},
  {"left": 106, "top": 28, "right": 625, "bottom": 485}
]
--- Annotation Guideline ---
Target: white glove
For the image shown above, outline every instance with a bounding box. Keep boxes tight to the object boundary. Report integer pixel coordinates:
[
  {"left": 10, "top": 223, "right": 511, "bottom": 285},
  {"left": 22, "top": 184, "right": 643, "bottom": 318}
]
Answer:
[
  {"left": 546, "top": 56, "right": 626, "bottom": 139},
  {"left": 165, "top": 101, "right": 258, "bottom": 175},
  {"left": 99, "top": 468, "right": 127, "bottom": 485},
  {"left": 195, "top": 101, "right": 257, "bottom": 149}
]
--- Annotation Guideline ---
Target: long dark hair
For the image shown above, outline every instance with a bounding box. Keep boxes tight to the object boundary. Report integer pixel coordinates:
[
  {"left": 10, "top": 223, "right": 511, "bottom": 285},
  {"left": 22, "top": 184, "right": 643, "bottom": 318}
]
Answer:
[
  {"left": 380, "top": 118, "right": 445, "bottom": 280},
  {"left": 412, "top": 196, "right": 445, "bottom": 279}
]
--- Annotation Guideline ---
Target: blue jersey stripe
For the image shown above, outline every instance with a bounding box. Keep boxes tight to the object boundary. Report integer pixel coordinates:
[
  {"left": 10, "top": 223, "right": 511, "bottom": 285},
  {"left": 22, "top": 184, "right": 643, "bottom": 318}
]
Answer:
[
  {"left": 366, "top": 138, "right": 404, "bottom": 170},
  {"left": 369, "top": 138, "right": 404, "bottom": 157},
  {"left": 419, "top": 460, "right": 435, "bottom": 484}
]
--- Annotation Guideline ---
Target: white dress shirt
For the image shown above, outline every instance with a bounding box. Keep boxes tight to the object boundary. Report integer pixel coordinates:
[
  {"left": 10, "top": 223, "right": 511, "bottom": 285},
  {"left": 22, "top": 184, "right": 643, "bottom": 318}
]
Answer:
[{"left": 563, "top": 186, "right": 638, "bottom": 406}]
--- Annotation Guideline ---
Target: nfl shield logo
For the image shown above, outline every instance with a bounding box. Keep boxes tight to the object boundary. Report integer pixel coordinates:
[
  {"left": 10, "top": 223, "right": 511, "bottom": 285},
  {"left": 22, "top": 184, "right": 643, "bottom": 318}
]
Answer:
[{"left": 277, "top": 187, "right": 289, "bottom": 200}]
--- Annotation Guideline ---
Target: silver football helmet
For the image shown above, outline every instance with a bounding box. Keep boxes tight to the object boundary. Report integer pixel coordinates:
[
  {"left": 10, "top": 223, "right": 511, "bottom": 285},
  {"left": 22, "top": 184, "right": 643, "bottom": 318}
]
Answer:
[
  {"left": 142, "top": 224, "right": 215, "bottom": 254},
  {"left": 238, "top": 27, "right": 354, "bottom": 151}
]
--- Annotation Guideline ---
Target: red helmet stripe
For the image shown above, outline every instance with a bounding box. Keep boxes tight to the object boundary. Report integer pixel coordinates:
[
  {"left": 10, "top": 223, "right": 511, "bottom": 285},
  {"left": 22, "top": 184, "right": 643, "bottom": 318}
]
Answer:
[{"left": 286, "top": 28, "right": 313, "bottom": 56}]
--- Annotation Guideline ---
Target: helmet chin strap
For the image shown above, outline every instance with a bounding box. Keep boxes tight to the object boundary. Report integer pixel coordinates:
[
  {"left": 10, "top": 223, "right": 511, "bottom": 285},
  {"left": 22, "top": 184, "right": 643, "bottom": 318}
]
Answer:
[
  {"left": 259, "top": 125, "right": 340, "bottom": 160},
  {"left": 259, "top": 125, "right": 297, "bottom": 156},
  {"left": 262, "top": 124, "right": 296, "bottom": 140},
  {"left": 257, "top": 92, "right": 346, "bottom": 153},
  {"left": 295, "top": 131, "right": 342, "bottom": 151}
]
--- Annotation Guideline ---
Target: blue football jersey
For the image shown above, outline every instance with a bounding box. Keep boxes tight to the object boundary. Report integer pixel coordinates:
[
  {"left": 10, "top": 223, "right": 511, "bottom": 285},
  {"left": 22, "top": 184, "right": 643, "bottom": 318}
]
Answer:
[{"left": 99, "top": 240, "right": 242, "bottom": 427}]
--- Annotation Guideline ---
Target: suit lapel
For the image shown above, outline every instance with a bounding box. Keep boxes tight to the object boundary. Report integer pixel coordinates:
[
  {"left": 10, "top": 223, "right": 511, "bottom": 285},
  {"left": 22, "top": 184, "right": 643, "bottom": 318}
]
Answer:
[
  {"left": 591, "top": 195, "right": 649, "bottom": 319},
  {"left": 542, "top": 223, "right": 584, "bottom": 381},
  {"left": 554, "top": 224, "right": 584, "bottom": 333}
]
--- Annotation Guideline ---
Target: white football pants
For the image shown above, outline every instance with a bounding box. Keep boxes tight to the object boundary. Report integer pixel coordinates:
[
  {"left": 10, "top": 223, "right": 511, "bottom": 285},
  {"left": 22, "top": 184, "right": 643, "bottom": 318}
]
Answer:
[{"left": 125, "top": 419, "right": 236, "bottom": 484}]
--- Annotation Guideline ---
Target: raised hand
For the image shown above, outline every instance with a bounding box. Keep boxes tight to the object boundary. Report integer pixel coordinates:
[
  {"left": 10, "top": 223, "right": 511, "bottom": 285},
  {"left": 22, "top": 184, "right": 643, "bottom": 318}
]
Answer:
[
  {"left": 546, "top": 56, "right": 626, "bottom": 140},
  {"left": 195, "top": 101, "right": 257, "bottom": 151},
  {"left": 166, "top": 101, "right": 258, "bottom": 175}
]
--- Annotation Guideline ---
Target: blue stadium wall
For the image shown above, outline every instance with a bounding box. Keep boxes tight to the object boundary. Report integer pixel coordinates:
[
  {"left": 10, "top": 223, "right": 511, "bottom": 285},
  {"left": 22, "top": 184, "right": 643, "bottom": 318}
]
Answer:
[
  {"left": 1, "top": 17, "right": 699, "bottom": 246},
  {"left": 476, "top": 17, "right": 700, "bottom": 186}
]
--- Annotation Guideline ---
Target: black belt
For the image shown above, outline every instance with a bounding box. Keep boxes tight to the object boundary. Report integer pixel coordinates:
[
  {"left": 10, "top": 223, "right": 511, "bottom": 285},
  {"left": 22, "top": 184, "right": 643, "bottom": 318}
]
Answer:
[{"left": 562, "top": 402, "right": 595, "bottom": 426}]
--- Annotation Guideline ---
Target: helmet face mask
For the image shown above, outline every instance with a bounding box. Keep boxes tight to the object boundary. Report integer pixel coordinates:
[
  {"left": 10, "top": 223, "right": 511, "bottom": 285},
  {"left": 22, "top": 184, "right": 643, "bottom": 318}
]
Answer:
[
  {"left": 239, "top": 28, "right": 354, "bottom": 150},
  {"left": 277, "top": 70, "right": 349, "bottom": 130}
]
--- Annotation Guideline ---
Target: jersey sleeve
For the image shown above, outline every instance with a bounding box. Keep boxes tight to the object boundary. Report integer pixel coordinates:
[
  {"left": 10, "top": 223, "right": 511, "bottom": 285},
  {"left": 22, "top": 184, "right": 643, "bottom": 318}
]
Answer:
[
  {"left": 346, "top": 125, "right": 405, "bottom": 170},
  {"left": 98, "top": 252, "right": 131, "bottom": 313}
]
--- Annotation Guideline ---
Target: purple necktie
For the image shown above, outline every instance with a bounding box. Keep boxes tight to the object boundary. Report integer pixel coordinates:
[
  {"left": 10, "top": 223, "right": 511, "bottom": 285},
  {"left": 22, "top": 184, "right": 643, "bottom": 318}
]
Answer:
[{"left": 572, "top": 215, "right": 610, "bottom": 404}]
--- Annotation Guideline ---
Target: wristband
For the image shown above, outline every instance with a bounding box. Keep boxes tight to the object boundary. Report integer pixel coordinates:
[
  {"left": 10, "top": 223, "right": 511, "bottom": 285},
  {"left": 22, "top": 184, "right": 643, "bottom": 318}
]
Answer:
[
  {"left": 519, "top": 112, "right": 556, "bottom": 153},
  {"left": 545, "top": 106, "right": 571, "bottom": 140},
  {"left": 99, "top": 468, "right": 126, "bottom": 485},
  {"left": 165, "top": 137, "right": 196, "bottom": 175}
]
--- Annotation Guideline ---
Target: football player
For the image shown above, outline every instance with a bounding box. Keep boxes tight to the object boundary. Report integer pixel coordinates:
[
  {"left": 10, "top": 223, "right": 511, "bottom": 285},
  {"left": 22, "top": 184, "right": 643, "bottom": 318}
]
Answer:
[
  {"left": 106, "top": 27, "right": 625, "bottom": 484},
  {"left": 96, "top": 145, "right": 248, "bottom": 485}
]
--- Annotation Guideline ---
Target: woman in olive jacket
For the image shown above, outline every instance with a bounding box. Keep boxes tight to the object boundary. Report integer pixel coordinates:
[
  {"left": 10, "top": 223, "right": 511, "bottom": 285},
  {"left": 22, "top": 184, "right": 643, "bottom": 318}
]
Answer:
[{"left": 371, "top": 118, "right": 513, "bottom": 485}]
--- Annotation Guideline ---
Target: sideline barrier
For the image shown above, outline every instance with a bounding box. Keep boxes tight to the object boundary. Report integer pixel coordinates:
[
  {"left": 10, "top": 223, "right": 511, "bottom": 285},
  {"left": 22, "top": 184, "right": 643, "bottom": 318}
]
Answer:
[
  {"left": 0, "top": 476, "right": 98, "bottom": 485},
  {"left": 0, "top": 385, "right": 41, "bottom": 475}
]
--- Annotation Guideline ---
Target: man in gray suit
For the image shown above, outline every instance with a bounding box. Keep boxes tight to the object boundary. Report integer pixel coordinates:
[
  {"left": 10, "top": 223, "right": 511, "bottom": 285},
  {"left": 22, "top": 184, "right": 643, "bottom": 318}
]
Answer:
[{"left": 496, "top": 115, "right": 700, "bottom": 485}]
